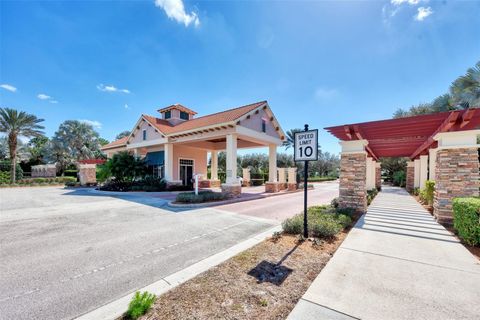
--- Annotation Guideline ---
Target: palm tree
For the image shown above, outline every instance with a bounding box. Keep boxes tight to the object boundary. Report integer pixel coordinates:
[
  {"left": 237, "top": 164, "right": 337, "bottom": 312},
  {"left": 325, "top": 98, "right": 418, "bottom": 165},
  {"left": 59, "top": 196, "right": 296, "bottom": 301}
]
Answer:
[
  {"left": 283, "top": 128, "right": 302, "bottom": 149},
  {"left": 0, "top": 108, "right": 45, "bottom": 182},
  {"left": 450, "top": 61, "right": 480, "bottom": 108}
]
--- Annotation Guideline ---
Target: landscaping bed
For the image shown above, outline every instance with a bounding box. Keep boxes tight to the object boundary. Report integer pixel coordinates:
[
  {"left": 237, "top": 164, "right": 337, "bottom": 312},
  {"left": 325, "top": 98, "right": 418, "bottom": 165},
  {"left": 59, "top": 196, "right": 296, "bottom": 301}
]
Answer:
[
  {"left": 138, "top": 233, "right": 348, "bottom": 320},
  {"left": 132, "top": 204, "right": 358, "bottom": 320}
]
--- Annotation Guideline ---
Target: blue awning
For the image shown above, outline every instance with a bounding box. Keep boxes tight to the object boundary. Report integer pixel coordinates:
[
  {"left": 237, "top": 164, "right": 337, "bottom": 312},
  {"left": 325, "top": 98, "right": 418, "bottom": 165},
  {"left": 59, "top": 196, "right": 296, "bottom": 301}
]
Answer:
[{"left": 146, "top": 151, "right": 164, "bottom": 166}]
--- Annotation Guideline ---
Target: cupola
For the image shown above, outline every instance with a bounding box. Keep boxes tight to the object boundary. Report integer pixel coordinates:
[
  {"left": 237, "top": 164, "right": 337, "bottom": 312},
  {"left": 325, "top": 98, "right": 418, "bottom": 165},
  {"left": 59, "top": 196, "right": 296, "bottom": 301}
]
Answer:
[{"left": 157, "top": 104, "right": 197, "bottom": 125}]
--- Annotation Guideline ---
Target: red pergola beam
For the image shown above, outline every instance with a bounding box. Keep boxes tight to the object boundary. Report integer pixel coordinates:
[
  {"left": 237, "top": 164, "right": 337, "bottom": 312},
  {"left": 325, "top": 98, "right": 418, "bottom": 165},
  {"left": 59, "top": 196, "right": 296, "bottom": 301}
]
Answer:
[
  {"left": 352, "top": 125, "right": 379, "bottom": 161},
  {"left": 409, "top": 111, "right": 460, "bottom": 160},
  {"left": 460, "top": 108, "right": 476, "bottom": 128}
]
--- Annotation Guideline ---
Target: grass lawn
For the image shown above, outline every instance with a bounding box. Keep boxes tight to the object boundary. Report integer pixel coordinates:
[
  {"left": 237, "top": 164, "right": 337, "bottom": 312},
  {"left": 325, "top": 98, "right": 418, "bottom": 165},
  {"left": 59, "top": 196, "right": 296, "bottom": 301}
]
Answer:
[{"left": 137, "top": 232, "right": 349, "bottom": 320}]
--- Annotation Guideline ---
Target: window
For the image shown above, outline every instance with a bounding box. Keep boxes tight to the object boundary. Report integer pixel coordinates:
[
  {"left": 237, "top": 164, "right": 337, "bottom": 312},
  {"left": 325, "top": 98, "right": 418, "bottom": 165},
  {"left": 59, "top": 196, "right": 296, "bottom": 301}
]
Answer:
[
  {"left": 164, "top": 110, "right": 171, "bottom": 119},
  {"left": 142, "top": 129, "right": 147, "bottom": 140},
  {"left": 262, "top": 119, "right": 267, "bottom": 133},
  {"left": 180, "top": 111, "right": 189, "bottom": 120}
]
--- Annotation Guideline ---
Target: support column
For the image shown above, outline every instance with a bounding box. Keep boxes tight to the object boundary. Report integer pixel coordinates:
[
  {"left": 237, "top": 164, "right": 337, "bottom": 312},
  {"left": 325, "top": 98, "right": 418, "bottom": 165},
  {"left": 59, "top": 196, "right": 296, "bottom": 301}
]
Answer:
[
  {"left": 413, "top": 159, "right": 420, "bottom": 188},
  {"left": 339, "top": 140, "right": 368, "bottom": 212},
  {"left": 406, "top": 161, "right": 414, "bottom": 192},
  {"left": 366, "top": 157, "right": 374, "bottom": 190},
  {"left": 209, "top": 150, "right": 220, "bottom": 187},
  {"left": 433, "top": 130, "right": 480, "bottom": 224},
  {"left": 419, "top": 154, "right": 428, "bottom": 189},
  {"left": 277, "top": 168, "right": 287, "bottom": 190},
  {"left": 428, "top": 148, "right": 437, "bottom": 181},
  {"left": 375, "top": 162, "right": 381, "bottom": 190},
  {"left": 242, "top": 168, "right": 251, "bottom": 187},
  {"left": 287, "top": 167, "right": 297, "bottom": 191},
  {"left": 164, "top": 143, "right": 174, "bottom": 182},
  {"left": 221, "top": 134, "right": 241, "bottom": 196},
  {"left": 265, "top": 144, "right": 280, "bottom": 193}
]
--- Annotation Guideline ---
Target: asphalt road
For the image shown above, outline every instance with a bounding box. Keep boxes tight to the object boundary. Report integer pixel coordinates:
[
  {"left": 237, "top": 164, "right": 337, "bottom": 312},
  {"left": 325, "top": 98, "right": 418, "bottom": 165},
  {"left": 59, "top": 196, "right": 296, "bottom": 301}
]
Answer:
[{"left": 0, "top": 182, "right": 338, "bottom": 320}]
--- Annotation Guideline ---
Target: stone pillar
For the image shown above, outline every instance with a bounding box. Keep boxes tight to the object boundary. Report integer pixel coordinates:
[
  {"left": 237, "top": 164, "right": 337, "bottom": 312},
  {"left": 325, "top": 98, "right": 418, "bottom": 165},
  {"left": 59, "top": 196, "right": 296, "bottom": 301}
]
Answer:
[
  {"left": 78, "top": 164, "right": 96, "bottom": 186},
  {"left": 365, "top": 157, "right": 374, "bottom": 190},
  {"left": 419, "top": 154, "right": 428, "bottom": 190},
  {"left": 287, "top": 167, "right": 297, "bottom": 191},
  {"left": 222, "top": 134, "right": 241, "bottom": 196},
  {"left": 265, "top": 144, "right": 280, "bottom": 193},
  {"left": 375, "top": 162, "right": 381, "bottom": 189},
  {"left": 433, "top": 130, "right": 480, "bottom": 224},
  {"left": 413, "top": 159, "right": 420, "bottom": 188},
  {"left": 277, "top": 168, "right": 287, "bottom": 190},
  {"left": 339, "top": 140, "right": 368, "bottom": 212},
  {"left": 242, "top": 168, "right": 251, "bottom": 187},
  {"left": 164, "top": 143, "right": 174, "bottom": 182},
  {"left": 406, "top": 161, "right": 414, "bottom": 192},
  {"left": 209, "top": 150, "right": 220, "bottom": 187},
  {"left": 428, "top": 148, "right": 437, "bottom": 181}
]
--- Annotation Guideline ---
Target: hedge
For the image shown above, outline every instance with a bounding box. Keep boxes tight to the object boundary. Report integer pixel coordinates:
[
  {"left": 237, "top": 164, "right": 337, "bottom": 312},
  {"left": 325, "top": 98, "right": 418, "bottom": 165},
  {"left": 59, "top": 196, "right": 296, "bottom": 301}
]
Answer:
[
  {"left": 452, "top": 197, "right": 480, "bottom": 246},
  {"left": 0, "top": 176, "right": 77, "bottom": 187},
  {"left": 175, "top": 190, "right": 230, "bottom": 203}
]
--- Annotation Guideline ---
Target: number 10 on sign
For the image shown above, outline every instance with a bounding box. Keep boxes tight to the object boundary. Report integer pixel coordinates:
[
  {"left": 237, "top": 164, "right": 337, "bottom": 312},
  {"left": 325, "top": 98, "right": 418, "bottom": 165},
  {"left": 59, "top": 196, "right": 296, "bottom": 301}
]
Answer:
[{"left": 294, "top": 128, "right": 318, "bottom": 162}]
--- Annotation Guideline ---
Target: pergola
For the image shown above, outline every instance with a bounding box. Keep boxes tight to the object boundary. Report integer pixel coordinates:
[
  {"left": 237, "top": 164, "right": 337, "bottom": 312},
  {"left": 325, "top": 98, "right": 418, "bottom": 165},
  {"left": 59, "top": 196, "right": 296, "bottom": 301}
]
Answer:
[{"left": 325, "top": 109, "right": 480, "bottom": 223}]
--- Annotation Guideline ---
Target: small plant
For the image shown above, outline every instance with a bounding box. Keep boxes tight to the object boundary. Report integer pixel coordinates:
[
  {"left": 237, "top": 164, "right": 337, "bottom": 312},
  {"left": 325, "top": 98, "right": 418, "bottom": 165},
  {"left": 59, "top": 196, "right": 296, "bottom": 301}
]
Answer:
[
  {"left": 312, "top": 238, "right": 324, "bottom": 247},
  {"left": 330, "top": 197, "right": 339, "bottom": 208},
  {"left": 412, "top": 187, "right": 420, "bottom": 196},
  {"left": 259, "top": 299, "right": 268, "bottom": 307},
  {"left": 125, "top": 291, "right": 156, "bottom": 320},
  {"left": 271, "top": 231, "right": 282, "bottom": 241},
  {"left": 453, "top": 197, "right": 480, "bottom": 246},
  {"left": 296, "top": 234, "right": 306, "bottom": 243},
  {"left": 424, "top": 180, "right": 435, "bottom": 206}
]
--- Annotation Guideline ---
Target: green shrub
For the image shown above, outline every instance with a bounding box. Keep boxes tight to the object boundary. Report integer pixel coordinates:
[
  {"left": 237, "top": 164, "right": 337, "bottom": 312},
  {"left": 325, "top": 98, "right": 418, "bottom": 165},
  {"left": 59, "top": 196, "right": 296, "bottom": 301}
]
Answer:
[
  {"left": 392, "top": 170, "right": 406, "bottom": 187},
  {"left": 331, "top": 197, "right": 339, "bottom": 208},
  {"left": 412, "top": 187, "right": 420, "bottom": 196},
  {"left": 175, "top": 190, "right": 230, "bottom": 203},
  {"left": 282, "top": 205, "right": 351, "bottom": 239},
  {"left": 310, "top": 218, "right": 342, "bottom": 238},
  {"left": 424, "top": 180, "right": 435, "bottom": 205},
  {"left": 125, "top": 291, "right": 156, "bottom": 320},
  {"left": 367, "top": 188, "right": 378, "bottom": 205},
  {"left": 452, "top": 197, "right": 480, "bottom": 246},
  {"left": 307, "top": 176, "right": 337, "bottom": 182},
  {"left": 0, "top": 160, "right": 23, "bottom": 181}
]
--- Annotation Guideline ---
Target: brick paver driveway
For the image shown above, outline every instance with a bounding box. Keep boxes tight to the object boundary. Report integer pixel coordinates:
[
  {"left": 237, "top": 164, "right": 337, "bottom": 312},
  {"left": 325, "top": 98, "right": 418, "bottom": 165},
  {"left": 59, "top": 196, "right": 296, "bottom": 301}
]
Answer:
[{"left": 0, "top": 182, "right": 338, "bottom": 320}]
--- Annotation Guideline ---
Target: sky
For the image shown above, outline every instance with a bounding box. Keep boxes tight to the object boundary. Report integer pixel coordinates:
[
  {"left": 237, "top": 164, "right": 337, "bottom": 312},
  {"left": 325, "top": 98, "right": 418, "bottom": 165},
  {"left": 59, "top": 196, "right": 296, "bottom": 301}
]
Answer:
[{"left": 1, "top": 0, "right": 479, "bottom": 155}]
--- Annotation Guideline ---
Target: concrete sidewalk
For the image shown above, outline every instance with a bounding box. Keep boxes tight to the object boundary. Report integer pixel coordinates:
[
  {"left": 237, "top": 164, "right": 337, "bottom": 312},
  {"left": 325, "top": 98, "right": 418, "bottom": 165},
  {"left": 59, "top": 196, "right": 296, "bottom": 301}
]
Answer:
[{"left": 288, "top": 186, "right": 480, "bottom": 320}]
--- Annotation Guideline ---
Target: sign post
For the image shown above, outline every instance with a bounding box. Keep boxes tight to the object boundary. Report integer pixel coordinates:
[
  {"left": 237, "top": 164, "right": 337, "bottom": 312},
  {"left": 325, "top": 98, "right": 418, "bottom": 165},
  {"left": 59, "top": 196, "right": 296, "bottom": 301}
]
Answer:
[{"left": 294, "top": 124, "right": 319, "bottom": 238}]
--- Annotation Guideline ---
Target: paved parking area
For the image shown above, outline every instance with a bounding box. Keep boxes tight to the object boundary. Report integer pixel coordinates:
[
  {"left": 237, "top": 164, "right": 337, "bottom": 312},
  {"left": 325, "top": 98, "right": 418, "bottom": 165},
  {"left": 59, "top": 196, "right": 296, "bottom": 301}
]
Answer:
[{"left": 0, "top": 183, "right": 338, "bottom": 320}]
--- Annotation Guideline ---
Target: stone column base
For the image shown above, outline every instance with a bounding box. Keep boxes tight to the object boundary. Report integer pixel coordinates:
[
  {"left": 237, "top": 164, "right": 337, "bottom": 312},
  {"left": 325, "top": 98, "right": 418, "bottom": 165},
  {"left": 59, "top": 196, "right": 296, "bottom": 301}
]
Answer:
[
  {"left": 78, "top": 164, "right": 96, "bottom": 186},
  {"left": 166, "top": 180, "right": 183, "bottom": 188},
  {"left": 221, "top": 183, "right": 242, "bottom": 197},
  {"left": 209, "top": 179, "right": 221, "bottom": 188},
  {"left": 242, "top": 180, "right": 251, "bottom": 187},
  {"left": 265, "top": 182, "right": 281, "bottom": 193},
  {"left": 406, "top": 165, "right": 414, "bottom": 192},
  {"left": 287, "top": 183, "right": 297, "bottom": 191}
]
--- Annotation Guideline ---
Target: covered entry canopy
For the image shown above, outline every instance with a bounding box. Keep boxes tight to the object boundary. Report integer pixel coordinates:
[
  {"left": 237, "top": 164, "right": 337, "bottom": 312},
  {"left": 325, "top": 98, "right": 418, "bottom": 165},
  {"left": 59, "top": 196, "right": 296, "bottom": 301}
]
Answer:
[{"left": 325, "top": 109, "right": 480, "bottom": 160}]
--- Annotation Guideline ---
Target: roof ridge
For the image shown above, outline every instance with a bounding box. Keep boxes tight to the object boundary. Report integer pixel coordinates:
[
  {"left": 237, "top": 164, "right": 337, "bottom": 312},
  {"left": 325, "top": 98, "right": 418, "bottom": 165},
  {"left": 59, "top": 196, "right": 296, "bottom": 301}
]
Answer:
[{"left": 185, "top": 100, "right": 267, "bottom": 121}]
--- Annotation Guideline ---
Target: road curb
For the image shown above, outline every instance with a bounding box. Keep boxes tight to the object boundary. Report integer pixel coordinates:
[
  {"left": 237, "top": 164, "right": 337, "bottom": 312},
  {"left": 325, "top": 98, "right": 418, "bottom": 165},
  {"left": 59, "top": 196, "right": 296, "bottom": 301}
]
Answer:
[{"left": 75, "top": 225, "right": 282, "bottom": 320}]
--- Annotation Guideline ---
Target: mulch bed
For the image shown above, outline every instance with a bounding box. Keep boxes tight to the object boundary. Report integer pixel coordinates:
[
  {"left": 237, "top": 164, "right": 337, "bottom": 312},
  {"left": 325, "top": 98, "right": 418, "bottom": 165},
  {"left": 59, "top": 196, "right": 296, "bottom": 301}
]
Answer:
[{"left": 140, "top": 232, "right": 348, "bottom": 320}]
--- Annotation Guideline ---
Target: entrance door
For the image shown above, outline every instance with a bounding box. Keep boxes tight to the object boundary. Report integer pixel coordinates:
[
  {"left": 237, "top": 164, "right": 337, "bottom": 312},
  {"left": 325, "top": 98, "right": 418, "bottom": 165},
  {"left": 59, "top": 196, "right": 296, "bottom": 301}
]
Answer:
[{"left": 179, "top": 159, "right": 194, "bottom": 187}]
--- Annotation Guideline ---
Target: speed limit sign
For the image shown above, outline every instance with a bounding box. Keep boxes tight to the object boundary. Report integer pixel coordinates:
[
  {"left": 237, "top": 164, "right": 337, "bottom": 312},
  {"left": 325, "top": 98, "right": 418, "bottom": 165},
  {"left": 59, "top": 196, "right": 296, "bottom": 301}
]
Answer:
[{"left": 294, "top": 128, "right": 318, "bottom": 162}]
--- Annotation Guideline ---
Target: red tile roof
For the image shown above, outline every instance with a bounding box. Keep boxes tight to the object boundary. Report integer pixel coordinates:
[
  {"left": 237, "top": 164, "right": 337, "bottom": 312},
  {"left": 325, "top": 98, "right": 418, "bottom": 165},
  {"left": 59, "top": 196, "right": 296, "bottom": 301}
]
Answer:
[
  {"left": 157, "top": 104, "right": 198, "bottom": 115},
  {"left": 145, "top": 100, "right": 267, "bottom": 135},
  {"left": 101, "top": 136, "right": 128, "bottom": 150},
  {"left": 101, "top": 101, "right": 268, "bottom": 150}
]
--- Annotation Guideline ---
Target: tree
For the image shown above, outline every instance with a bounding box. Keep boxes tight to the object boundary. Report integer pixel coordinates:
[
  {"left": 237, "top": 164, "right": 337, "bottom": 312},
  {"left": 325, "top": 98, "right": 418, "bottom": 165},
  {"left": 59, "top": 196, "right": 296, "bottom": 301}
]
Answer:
[
  {"left": 45, "top": 120, "right": 102, "bottom": 173},
  {"left": 283, "top": 128, "right": 302, "bottom": 149},
  {"left": 0, "top": 108, "right": 45, "bottom": 182},
  {"left": 27, "top": 136, "right": 49, "bottom": 162},
  {"left": 115, "top": 130, "right": 131, "bottom": 140},
  {"left": 98, "top": 137, "right": 110, "bottom": 146},
  {"left": 101, "top": 151, "right": 147, "bottom": 182},
  {"left": 450, "top": 61, "right": 480, "bottom": 108},
  {"left": 393, "top": 61, "right": 479, "bottom": 118}
]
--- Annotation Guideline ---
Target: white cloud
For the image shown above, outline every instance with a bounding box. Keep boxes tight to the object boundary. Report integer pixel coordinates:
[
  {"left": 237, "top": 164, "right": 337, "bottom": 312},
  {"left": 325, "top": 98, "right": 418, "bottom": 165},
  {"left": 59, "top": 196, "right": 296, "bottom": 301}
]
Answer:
[
  {"left": 124, "top": 104, "right": 130, "bottom": 109},
  {"left": 0, "top": 84, "right": 17, "bottom": 92},
  {"left": 50, "top": 100, "right": 58, "bottom": 104},
  {"left": 415, "top": 7, "right": 433, "bottom": 21},
  {"left": 391, "top": 0, "right": 426, "bottom": 5},
  {"left": 97, "top": 84, "right": 130, "bottom": 94},
  {"left": 79, "top": 119, "right": 102, "bottom": 129},
  {"left": 314, "top": 87, "right": 338, "bottom": 101},
  {"left": 154, "top": 0, "right": 200, "bottom": 27},
  {"left": 37, "top": 93, "right": 51, "bottom": 100}
]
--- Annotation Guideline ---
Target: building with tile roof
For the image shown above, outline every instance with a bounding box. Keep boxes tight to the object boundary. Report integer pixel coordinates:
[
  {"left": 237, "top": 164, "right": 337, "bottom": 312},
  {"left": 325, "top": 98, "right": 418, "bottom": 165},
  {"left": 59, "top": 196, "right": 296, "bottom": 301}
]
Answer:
[{"left": 101, "top": 100, "right": 285, "bottom": 192}]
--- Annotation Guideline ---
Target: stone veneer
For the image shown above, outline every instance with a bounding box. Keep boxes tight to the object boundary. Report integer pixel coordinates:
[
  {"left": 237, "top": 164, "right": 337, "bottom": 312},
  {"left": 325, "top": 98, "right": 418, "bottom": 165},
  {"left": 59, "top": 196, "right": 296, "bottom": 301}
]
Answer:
[
  {"left": 433, "top": 148, "right": 480, "bottom": 224},
  {"left": 31, "top": 164, "right": 56, "bottom": 178},
  {"left": 265, "top": 182, "right": 281, "bottom": 193},
  {"left": 406, "top": 165, "right": 414, "bottom": 192},
  {"left": 339, "top": 153, "right": 367, "bottom": 212},
  {"left": 375, "top": 166, "right": 381, "bottom": 189},
  {"left": 221, "top": 184, "right": 242, "bottom": 197},
  {"left": 78, "top": 164, "right": 96, "bottom": 186}
]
